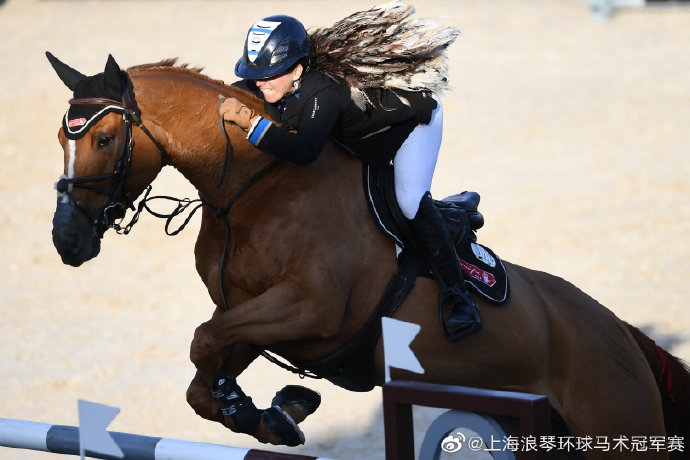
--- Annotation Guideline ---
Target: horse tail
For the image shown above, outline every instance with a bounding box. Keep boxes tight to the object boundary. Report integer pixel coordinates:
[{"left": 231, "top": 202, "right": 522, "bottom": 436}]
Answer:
[{"left": 625, "top": 322, "right": 690, "bottom": 443}]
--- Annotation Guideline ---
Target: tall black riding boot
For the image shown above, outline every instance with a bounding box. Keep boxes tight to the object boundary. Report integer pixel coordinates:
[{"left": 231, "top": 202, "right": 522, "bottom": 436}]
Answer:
[{"left": 410, "top": 192, "right": 482, "bottom": 341}]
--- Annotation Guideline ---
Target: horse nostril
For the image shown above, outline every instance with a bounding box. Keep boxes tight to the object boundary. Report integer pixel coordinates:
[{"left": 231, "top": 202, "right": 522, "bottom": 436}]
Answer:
[
  {"left": 53, "top": 226, "right": 83, "bottom": 254},
  {"left": 64, "top": 230, "right": 81, "bottom": 251},
  {"left": 52, "top": 218, "right": 102, "bottom": 267}
]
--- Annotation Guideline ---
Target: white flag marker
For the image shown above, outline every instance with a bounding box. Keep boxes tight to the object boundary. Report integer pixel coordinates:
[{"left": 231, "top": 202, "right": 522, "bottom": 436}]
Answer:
[
  {"left": 78, "top": 400, "right": 124, "bottom": 460},
  {"left": 382, "top": 317, "right": 425, "bottom": 382}
]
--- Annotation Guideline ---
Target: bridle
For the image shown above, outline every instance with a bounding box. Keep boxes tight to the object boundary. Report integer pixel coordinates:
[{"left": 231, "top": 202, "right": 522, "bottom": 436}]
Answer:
[
  {"left": 53, "top": 81, "right": 303, "bottom": 376},
  {"left": 55, "top": 85, "right": 170, "bottom": 237}
]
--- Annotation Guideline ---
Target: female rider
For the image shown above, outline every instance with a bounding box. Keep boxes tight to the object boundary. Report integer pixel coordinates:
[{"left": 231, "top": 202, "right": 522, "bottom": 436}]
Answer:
[{"left": 219, "top": 15, "right": 480, "bottom": 340}]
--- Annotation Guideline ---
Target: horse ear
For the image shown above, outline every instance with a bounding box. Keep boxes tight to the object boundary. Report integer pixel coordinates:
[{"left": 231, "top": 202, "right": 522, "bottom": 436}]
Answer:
[
  {"left": 46, "top": 51, "right": 86, "bottom": 91},
  {"left": 103, "top": 54, "right": 125, "bottom": 100}
]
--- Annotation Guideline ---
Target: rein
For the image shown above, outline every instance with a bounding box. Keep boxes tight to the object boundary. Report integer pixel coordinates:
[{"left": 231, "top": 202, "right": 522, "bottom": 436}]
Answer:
[{"left": 209, "top": 123, "right": 318, "bottom": 379}]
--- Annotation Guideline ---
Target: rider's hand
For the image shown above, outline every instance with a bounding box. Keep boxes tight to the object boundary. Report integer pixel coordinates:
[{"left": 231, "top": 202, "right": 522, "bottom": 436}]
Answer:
[{"left": 219, "top": 97, "right": 256, "bottom": 131}]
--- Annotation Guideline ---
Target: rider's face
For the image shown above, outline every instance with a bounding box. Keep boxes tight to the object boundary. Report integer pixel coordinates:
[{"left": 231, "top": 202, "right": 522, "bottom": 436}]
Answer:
[{"left": 254, "top": 64, "right": 303, "bottom": 104}]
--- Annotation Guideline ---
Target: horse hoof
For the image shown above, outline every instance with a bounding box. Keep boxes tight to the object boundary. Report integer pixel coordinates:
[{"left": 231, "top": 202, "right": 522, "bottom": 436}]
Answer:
[
  {"left": 261, "top": 406, "right": 305, "bottom": 446},
  {"left": 271, "top": 385, "right": 322, "bottom": 416}
]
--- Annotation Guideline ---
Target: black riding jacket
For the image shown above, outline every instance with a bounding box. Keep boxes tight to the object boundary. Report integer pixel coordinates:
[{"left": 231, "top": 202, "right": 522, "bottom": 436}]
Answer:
[{"left": 233, "top": 71, "right": 437, "bottom": 168}]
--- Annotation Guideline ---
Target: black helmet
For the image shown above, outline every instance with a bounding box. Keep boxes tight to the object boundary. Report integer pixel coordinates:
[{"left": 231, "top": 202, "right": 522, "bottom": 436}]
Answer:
[{"left": 235, "top": 15, "right": 312, "bottom": 80}]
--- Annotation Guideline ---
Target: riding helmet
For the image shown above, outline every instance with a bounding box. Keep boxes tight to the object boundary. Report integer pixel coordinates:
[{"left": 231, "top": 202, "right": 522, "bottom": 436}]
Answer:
[{"left": 235, "top": 15, "right": 312, "bottom": 80}]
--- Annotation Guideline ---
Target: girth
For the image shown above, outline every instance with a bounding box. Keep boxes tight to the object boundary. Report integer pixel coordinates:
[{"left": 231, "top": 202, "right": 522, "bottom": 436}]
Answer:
[{"left": 274, "top": 250, "right": 426, "bottom": 392}]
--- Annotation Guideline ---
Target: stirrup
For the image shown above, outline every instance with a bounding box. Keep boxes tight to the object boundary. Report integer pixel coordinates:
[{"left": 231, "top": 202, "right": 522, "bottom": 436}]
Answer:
[{"left": 438, "top": 287, "right": 482, "bottom": 342}]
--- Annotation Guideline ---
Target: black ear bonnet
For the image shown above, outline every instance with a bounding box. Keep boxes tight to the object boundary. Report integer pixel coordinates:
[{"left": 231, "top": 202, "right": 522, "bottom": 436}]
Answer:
[
  {"left": 46, "top": 52, "right": 134, "bottom": 140},
  {"left": 61, "top": 74, "right": 127, "bottom": 139}
]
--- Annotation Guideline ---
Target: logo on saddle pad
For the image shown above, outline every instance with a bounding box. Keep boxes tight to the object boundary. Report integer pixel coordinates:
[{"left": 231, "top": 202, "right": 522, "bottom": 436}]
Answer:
[
  {"left": 471, "top": 242, "right": 496, "bottom": 267},
  {"left": 456, "top": 241, "right": 509, "bottom": 304},
  {"left": 458, "top": 242, "right": 497, "bottom": 287},
  {"left": 459, "top": 258, "right": 497, "bottom": 287}
]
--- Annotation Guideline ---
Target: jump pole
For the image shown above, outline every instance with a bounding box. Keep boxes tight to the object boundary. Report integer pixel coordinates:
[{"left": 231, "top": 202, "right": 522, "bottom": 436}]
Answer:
[{"left": 0, "top": 418, "right": 332, "bottom": 460}]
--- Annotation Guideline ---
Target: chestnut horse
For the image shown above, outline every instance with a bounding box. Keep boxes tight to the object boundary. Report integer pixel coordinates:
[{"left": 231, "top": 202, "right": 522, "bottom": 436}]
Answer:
[{"left": 47, "top": 53, "right": 689, "bottom": 459}]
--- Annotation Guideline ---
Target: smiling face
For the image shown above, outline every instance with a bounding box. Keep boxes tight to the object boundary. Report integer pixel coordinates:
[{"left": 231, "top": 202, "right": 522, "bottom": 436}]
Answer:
[{"left": 253, "top": 63, "right": 303, "bottom": 103}]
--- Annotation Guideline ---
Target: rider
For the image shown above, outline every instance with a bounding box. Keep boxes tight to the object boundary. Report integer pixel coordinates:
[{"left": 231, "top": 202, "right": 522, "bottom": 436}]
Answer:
[{"left": 219, "top": 15, "right": 480, "bottom": 340}]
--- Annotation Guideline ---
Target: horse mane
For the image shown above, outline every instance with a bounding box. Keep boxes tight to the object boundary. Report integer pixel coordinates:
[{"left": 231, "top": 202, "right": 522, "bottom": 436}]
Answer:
[{"left": 127, "top": 58, "right": 228, "bottom": 89}]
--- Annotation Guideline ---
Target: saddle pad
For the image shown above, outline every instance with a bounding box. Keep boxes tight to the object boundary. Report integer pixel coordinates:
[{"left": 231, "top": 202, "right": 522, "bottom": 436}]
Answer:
[
  {"left": 457, "top": 241, "right": 509, "bottom": 304},
  {"left": 364, "top": 164, "right": 510, "bottom": 305}
]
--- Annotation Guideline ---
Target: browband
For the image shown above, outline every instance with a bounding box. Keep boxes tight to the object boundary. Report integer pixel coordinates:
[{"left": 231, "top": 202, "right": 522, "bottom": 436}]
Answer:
[{"left": 69, "top": 97, "right": 125, "bottom": 107}]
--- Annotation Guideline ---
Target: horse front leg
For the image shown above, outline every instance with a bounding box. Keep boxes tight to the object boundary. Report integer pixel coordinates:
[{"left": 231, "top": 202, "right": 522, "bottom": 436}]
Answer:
[
  {"left": 187, "top": 338, "right": 321, "bottom": 446},
  {"left": 186, "top": 343, "right": 260, "bottom": 425},
  {"left": 189, "top": 280, "right": 332, "bottom": 446},
  {"left": 187, "top": 365, "right": 322, "bottom": 446}
]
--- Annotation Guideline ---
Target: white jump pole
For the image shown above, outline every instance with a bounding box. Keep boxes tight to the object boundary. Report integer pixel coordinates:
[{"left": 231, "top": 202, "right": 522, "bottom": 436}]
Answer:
[{"left": 0, "top": 418, "right": 333, "bottom": 460}]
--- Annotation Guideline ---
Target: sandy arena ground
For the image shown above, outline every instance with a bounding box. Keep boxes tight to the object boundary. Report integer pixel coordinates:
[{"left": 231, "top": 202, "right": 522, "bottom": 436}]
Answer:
[{"left": 1, "top": 0, "right": 689, "bottom": 459}]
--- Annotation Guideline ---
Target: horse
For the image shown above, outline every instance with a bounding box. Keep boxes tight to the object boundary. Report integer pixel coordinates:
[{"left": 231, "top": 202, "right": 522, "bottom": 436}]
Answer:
[{"left": 46, "top": 53, "right": 690, "bottom": 459}]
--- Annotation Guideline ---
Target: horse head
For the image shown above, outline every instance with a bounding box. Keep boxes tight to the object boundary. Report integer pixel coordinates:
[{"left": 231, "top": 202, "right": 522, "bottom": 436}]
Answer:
[{"left": 47, "top": 52, "right": 164, "bottom": 266}]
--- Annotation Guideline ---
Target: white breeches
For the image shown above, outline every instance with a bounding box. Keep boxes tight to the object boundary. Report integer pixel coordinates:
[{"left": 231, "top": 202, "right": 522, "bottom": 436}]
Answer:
[{"left": 393, "top": 96, "right": 444, "bottom": 220}]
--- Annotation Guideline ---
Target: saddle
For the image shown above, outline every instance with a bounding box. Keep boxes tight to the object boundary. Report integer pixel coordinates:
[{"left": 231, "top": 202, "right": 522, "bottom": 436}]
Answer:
[
  {"left": 364, "top": 164, "right": 484, "bottom": 252},
  {"left": 273, "top": 165, "right": 509, "bottom": 392},
  {"left": 365, "top": 165, "right": 509, "bottom": 305}
]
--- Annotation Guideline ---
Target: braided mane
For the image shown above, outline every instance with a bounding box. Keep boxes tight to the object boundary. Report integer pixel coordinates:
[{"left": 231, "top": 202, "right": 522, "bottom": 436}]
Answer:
[{"left": 310, "top": 0, "right": 460, "bottom": 109}]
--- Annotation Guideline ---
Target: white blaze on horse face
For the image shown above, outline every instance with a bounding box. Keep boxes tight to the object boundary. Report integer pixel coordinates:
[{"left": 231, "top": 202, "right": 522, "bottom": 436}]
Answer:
[
  {"left": 57, "top": 139, "right": 76, "bottom": 204},
  {"left": 67, "top": 140, "right": 76, "bottom": 179}
]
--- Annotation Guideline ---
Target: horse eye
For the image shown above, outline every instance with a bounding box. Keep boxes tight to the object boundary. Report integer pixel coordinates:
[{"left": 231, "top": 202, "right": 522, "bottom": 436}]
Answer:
[{"left": 97, "top": 135, "right": 114, "bottom": 149}]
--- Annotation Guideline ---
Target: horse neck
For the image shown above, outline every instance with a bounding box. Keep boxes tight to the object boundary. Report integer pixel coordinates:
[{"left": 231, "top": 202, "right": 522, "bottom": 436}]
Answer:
[
  {"left": 130, "top": 68, "right": 270, "bottom": 200},
  {"left": 128, "top": 67, "right": 374, "bottom": 243}
]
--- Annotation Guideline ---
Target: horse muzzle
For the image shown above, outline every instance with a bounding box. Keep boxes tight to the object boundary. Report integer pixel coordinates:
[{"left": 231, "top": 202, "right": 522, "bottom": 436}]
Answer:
[{"left": 52, "top": 200, "right": 102, "bottom": 267}]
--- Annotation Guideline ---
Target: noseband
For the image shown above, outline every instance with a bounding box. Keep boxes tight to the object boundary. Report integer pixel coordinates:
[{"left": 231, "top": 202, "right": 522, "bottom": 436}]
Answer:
[{"left": 55, "top": 86, "right": 170, "bottom": 237}]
